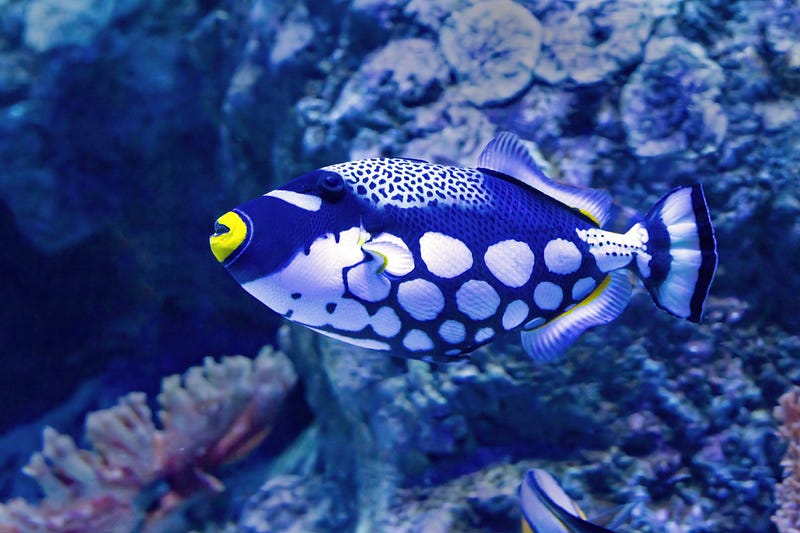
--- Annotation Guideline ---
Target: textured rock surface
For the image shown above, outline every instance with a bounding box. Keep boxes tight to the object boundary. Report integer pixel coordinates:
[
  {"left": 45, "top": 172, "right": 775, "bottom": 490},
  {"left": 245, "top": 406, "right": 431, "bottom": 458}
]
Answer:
[
  {"left": 533, "top": 0, "right": 655, "bottom": 85},
  {"left": 439, "top": 0, "right": 542, "bottom": 106},
  {"left": 23, "top": 0, "right": 116, "bottom": 52},
  {"left": 621, "top": 36, "right": 728, "bottom": 158}
]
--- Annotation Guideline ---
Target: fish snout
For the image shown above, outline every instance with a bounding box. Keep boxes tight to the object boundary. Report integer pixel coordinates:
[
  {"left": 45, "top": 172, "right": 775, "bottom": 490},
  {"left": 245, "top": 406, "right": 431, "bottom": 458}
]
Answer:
[{"left": 210, "top": 210, "right": 248, "bottom": 263}]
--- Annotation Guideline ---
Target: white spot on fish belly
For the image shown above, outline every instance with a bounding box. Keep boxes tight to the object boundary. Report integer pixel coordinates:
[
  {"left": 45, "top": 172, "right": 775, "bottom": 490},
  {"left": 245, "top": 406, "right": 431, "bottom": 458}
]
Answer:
[
  {"left": 420, "top": 232, "right": 473, "bottom": 278},
  {"left": 474, "top": 327, "right": 495, "bottom": 343},
  {"left": 484, "top": 240, "right": 535, "bottom": 288},
  {"left": 371, "top": 306, "right": 402, "bottom": 338},
  {"left": 438, "top": 320, "right": 466, "bottom": 344},
  {"left": 327, "top": 299, "right": 371, "bottom": 331},
  {"left": 543, "top": 238, "right": 582, "bottom": 274},
  {"left": 347, "top": 262, "right": 391, "bottom": 302},
  {"left": 242, "top": 227, "right": 363, "bottom": 328},
  {"left": 456, "top": 280, "right": 501, "bottom": 320},
  {"left": 398, "top": 278, "right": 445, "bottom": 321},
  {"left": 534, "top": 281, "right": 562, "bottom": 310},
  {"left": 502, "top": 300, "right": 529, "bottom": 330},
  {"left": 403, "top": 329, "right": 434, "bottom": 351},
  {"left": 572, "top": 277, "right": 596, "bottom": 301}
]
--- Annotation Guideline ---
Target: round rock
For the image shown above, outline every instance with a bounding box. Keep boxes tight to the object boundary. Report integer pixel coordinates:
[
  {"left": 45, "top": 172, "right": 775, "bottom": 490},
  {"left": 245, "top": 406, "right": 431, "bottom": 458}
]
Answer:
[
  {"left": 621, "top": 36, "right": 727, "bottom": 158},
  {"left": 439, "top": 0, "right": 542, "bottom": 106},
  {"left": 533, "top": 0, "right": 653, "bottom": 85}
]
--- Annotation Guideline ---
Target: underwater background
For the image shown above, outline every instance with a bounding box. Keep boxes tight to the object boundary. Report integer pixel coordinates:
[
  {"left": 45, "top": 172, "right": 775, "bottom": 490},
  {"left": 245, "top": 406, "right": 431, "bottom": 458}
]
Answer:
[{"left": 0, "top": 0, "right": 799, "bottom": 531}]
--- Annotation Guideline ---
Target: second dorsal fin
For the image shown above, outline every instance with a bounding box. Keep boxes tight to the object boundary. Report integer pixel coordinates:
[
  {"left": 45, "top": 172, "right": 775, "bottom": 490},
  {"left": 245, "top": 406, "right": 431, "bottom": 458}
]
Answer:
[{"left": 477, "top": 132, "right": 612, "bottom": 227}]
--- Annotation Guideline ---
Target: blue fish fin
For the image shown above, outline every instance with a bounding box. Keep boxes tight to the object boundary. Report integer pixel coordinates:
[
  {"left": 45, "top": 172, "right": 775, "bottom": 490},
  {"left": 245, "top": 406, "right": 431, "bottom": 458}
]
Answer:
[
  {"left": 519, "top": 469, "right": 617, "bottom": 533},
  {"left": 637, "top": 184, "right": 717, "bottom": 323},
  {"left": 521, "top": 271, "right": 631, "bottom": 363},
  {"left": 477, "top": 132, "right": 612, "bottom": 227}
]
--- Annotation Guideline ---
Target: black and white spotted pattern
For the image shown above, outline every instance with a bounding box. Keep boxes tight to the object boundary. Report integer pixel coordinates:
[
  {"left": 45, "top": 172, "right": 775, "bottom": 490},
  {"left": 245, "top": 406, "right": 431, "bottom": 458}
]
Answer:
[{"left": 325, "top": 158, "right": 491, "bottom": 209}]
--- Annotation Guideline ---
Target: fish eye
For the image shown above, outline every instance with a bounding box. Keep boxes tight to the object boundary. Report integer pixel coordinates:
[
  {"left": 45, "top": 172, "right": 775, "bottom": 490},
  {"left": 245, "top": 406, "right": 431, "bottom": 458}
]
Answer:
[{"left": 318, "top": 172, "right": 345, "bottom": 201}]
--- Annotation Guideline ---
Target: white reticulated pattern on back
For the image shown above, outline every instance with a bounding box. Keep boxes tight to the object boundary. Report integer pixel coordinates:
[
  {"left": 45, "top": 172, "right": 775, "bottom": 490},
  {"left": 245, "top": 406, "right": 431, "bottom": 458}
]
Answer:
[
  {"left": 325, "top": 159, "right": 491, "bottom": 209},
  {"left": 420, "top": 232, "right": 473, "bottom": 278},
  {"left": 484, "top": 239, "right": 535, "bottom": 288}
]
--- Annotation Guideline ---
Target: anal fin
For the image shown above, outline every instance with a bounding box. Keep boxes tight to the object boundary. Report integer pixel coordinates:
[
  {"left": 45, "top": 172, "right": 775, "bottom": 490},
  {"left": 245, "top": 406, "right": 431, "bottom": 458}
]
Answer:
[{"left": 521, "top": 271, "right": 631, "bottom": 363}]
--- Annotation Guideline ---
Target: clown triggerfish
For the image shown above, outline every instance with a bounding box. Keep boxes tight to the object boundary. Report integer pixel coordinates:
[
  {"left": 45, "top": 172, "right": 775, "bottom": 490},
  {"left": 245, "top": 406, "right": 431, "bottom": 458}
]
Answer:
[{"left": 210, "top": 132, "right": 717, "bottom": 363}]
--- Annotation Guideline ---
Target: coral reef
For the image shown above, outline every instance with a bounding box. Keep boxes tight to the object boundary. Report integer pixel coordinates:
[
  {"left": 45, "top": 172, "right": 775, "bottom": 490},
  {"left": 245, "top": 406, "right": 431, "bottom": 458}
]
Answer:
[
  {"left": 0, "top": 347, "right": 297, "bottom": 533},
  {"left": 773, "top": 387, "right": 800, "bottom": 532},
  {"left": 620, "top": 36, "right": 727, "bottom": 158},
  {"left": 763, "top": 0, "right": 800, "bottom": 83},
  {"left": 439, "top": 0, "right": 542, "bottom": 106},
  {"left": 235, "top": 303, "right": 786, "bottom": 532},
  {"left": 532, "top": 0, "right": 655, "bottom": 85}
]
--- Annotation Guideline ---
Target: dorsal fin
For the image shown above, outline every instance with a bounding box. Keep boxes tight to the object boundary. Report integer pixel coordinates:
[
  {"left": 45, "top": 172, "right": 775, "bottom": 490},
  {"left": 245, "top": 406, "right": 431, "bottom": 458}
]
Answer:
[{"left": 477, "top": 132, "right": 613, "bottom": 227}]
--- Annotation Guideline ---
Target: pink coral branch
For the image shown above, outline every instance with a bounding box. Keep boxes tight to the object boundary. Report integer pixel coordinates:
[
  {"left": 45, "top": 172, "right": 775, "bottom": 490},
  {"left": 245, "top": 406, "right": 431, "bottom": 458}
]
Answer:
[
  {"left": 0, "top": 346, "right": 297, "bottom": 533},
  {"left": 773, "top": 387, "right": 800, "bottom": 532}
]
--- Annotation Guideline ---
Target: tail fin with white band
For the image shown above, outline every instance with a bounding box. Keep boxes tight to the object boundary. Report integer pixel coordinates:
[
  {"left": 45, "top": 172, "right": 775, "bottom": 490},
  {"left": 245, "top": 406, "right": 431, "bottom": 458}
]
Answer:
[{"left": 638, "top": 184, "right": 718, "bottom": 322}]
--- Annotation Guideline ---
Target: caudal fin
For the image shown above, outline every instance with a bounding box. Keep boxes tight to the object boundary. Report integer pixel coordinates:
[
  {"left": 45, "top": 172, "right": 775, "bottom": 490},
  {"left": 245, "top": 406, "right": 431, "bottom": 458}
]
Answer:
[{"left": 639, "top": 184, "right": 718, "bottom": 322}]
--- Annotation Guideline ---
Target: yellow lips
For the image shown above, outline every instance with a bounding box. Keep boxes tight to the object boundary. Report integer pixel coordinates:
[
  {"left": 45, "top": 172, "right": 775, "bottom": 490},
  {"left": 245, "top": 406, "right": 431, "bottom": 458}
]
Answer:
[{"left": 210, "top": 211, "right": 248, "bottom": 263}]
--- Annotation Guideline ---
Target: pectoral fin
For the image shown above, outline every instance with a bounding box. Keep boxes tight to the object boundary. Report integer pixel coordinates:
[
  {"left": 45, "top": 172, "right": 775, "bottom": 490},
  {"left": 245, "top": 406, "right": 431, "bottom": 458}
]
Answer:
[{"left": 361, "top": 233, "right": 415, "bottom": 277}]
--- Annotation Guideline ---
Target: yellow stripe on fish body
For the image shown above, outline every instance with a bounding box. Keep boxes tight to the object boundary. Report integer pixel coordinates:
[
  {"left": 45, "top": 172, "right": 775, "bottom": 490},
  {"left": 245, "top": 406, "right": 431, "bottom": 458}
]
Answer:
[{"left": 211, "top": 132, "right": 717, "bottom": 363}]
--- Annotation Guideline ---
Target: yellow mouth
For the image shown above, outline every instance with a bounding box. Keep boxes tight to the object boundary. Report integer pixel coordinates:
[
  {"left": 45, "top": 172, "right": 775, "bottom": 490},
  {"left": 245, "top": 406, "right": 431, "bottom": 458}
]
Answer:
[{"left": 210, "top": 211, "right": 248, "bottom": 263}]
